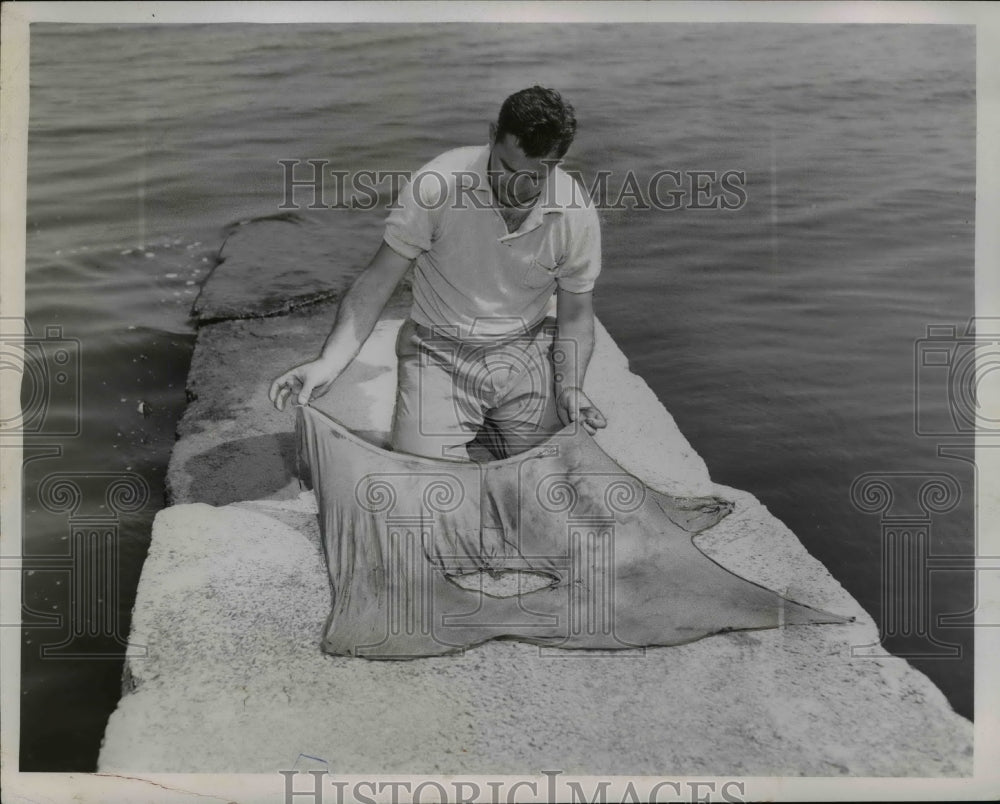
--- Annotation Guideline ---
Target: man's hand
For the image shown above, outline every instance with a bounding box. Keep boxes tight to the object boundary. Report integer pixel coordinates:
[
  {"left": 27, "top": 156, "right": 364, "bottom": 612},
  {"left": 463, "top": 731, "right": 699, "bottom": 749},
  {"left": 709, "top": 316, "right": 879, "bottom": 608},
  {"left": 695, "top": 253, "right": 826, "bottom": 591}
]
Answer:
[
  {"left": 556, "top": 386, "right": 608, "bottom": 435},
  {"left": 268, "top": 241, "right": 414, "bottom": 413},
  {"left": 269, "top": 357, "right": 344, "bottom": 412}
]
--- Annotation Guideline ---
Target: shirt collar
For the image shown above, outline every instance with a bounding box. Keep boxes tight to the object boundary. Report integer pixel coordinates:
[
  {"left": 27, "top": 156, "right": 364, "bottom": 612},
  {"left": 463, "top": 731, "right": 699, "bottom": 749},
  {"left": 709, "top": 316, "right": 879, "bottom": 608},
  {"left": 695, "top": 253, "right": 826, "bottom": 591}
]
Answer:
[{"left": 463, "top": 144, "right": 577, "bottom": 217}]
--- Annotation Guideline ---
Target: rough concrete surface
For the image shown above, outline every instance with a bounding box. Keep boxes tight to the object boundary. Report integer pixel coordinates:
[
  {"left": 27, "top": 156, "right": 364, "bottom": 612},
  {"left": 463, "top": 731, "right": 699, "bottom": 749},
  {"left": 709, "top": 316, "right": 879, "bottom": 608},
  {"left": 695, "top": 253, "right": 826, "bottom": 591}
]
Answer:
[
  {"left": 99, "top": 492, "right": 971, "bottom": 776},
  {"left": 191, "top": 212, "right": 384, "bottom": 323},
  {"left": 100, "top": 227, "right": 973, "bottom": 775}
]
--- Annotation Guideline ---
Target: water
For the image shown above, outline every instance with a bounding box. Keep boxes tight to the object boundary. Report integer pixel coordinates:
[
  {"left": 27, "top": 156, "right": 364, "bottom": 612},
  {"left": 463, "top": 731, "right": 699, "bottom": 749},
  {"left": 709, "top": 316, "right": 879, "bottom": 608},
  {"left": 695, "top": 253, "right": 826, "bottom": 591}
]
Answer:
[{"left": 19, "top": 23, "right": 975, "bottom": 770}]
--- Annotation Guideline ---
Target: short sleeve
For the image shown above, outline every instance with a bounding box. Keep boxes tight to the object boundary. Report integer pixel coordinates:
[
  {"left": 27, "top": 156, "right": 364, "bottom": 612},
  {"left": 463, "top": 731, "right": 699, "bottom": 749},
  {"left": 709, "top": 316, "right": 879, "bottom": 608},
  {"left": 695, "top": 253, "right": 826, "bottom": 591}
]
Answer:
[
  {"left": 556, "top": 202, "right": 602, "bottom": 294},
  {"left": 383, "top": 166, "right": 446, "bottom": 260}
]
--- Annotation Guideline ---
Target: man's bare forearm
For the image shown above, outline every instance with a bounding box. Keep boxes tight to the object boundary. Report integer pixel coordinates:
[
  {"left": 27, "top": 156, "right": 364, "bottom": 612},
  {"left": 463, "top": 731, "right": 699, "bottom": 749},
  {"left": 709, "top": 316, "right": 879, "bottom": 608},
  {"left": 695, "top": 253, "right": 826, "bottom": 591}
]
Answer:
[
  {"left": 269, "top": 241, "right": 412, "bottom": 411},
  {"left": 554, "top": 289, "right": 596, "bottom": 395},
  {"left": 553, "top": 316, "right": 594, "bottom": 396},
  {"left": 317, "top": 241, "right": 412, "bottom": 370},
  {"left": 554, "top": 317, "right": 594, "bottom": 394},
  {"left": 552, "top": 288, "right": 607, "bottom": 432}
]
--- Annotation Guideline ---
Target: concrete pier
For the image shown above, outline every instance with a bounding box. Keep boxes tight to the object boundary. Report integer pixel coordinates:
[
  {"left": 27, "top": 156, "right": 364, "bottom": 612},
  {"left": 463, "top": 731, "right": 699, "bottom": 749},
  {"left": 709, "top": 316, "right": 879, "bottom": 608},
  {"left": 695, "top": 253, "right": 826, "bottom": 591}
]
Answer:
[{"left": 98, "top": 217, "right": 972, "bottom": 776}]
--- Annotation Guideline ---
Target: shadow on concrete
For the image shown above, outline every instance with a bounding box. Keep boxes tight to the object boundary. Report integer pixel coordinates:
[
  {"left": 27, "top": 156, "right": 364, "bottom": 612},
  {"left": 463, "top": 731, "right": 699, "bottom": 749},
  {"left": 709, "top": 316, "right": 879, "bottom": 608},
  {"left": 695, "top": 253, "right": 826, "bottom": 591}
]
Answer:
[{"left": 177, "top": 429, "right": 392, "bottom": 506}]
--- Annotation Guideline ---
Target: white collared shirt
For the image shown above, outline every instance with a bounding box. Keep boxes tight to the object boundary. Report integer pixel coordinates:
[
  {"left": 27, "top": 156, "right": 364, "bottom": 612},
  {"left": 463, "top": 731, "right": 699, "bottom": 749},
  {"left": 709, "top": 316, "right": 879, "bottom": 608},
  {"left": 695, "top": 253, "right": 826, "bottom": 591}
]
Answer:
[{"left": 384, "top": 145, "right": 602, "bottom": 340}]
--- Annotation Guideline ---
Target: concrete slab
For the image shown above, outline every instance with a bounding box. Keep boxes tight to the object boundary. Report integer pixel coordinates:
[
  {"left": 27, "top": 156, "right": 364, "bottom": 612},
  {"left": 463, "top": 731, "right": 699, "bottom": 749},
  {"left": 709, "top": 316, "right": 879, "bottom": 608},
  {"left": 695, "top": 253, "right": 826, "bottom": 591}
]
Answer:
[{"left": 191, "top": 212, "right": 384, "bottom": 323}]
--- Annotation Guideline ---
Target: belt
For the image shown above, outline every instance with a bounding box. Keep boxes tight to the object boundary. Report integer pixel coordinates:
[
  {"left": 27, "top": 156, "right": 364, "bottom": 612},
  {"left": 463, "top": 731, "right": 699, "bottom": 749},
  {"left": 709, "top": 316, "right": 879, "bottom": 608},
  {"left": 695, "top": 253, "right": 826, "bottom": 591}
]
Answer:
[{"left": 410, "top": 317, "right": 554, "bottom": 345}]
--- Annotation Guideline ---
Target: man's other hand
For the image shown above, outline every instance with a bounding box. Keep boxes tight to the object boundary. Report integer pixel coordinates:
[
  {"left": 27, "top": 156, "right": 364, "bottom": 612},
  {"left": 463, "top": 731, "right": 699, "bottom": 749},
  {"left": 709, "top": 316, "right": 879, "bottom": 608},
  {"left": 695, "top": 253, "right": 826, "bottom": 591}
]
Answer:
[
  {"left": 556, "top": 387, "right": 608, "bottom": 435},
  {"left": 269, "top": 358, "right": 342, "bottom": 412}
]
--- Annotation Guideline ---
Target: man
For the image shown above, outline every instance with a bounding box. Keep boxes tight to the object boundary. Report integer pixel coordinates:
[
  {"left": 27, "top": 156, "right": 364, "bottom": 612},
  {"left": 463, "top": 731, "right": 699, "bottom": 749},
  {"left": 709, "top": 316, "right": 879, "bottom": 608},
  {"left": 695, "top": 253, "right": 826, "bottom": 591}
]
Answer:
[{"left": 269, "top": 86, "right": 607, "bottom": 460}]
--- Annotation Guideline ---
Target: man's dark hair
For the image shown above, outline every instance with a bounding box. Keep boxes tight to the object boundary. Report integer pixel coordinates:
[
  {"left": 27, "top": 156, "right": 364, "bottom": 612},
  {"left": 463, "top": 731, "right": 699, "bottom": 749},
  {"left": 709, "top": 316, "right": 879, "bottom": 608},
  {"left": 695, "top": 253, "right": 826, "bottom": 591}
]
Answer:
[{"left": 496, "top": 86, "right": 577, "bottom": 159}]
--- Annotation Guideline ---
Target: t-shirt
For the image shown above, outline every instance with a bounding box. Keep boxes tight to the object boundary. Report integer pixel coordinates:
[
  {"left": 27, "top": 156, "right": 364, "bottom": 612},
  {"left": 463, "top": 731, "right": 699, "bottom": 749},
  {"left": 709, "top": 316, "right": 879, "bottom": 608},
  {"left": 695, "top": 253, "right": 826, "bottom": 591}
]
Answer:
[{"left": 383, "top": 144, "right": 602, "bottom": 340}]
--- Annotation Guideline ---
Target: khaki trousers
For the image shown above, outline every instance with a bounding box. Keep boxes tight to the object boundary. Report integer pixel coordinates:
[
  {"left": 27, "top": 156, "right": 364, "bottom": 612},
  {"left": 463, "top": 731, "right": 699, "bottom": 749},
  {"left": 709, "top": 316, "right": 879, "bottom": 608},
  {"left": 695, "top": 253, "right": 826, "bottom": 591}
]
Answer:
[{"left": 390, "top": 317, "right": 564, "bottom": 461}]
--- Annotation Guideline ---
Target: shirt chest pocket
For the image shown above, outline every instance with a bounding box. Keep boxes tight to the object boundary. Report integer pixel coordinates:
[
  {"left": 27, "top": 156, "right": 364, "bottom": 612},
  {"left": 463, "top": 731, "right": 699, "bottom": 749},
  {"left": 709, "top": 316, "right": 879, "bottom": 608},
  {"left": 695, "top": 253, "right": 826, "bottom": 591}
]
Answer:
[{"left": 520, "top": 246, "right": 566, "bottom": 289}]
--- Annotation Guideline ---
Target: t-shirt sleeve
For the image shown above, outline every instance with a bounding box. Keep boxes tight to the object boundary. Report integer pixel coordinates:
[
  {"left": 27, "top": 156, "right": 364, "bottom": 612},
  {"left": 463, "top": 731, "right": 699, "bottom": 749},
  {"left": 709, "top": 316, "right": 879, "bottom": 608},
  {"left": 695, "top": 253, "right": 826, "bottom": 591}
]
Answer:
[
  {"left": 383, "top": 167, "right": 445, "bottom": 260},
  {"left": 556, "top": 202, "right": 602, "bottom": 294}
]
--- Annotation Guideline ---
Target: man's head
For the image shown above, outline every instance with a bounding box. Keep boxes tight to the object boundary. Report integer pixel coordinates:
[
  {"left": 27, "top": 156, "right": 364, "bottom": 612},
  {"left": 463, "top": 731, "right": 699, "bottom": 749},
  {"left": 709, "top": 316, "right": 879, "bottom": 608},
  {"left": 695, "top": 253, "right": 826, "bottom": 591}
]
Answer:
[
  {"left": 488, "top": 86, "right": 577, "bottom": 208},
  {"left": 495, "top": 85, "right": 577, "bottom": 160}
]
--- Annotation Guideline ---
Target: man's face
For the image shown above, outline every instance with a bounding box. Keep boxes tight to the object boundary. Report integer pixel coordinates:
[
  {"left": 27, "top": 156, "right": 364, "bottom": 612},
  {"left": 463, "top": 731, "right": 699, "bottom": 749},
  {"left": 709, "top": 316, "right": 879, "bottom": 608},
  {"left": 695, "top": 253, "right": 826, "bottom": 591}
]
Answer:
[{"left": 487, "top": 131, "right": 559, "bottom": 209}]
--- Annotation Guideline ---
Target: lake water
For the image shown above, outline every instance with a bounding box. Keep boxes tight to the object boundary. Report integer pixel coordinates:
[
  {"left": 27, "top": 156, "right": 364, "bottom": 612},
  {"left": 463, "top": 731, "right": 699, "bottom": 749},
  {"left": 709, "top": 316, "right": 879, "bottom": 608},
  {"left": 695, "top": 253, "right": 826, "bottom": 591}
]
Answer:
[{"left": 19, "top": 23, "right": 975, "bottom": 770}]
